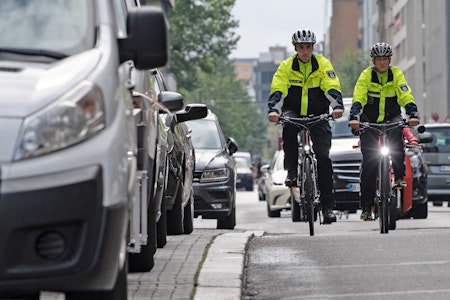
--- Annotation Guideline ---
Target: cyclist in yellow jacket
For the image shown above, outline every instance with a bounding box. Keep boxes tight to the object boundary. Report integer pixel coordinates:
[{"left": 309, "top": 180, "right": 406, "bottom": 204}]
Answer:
[
  {"left": 348, "top": 42, "right": 420, "bottom": 221},
  {"left": 268, "top": 29, "right": 344, "bottom": 224}
]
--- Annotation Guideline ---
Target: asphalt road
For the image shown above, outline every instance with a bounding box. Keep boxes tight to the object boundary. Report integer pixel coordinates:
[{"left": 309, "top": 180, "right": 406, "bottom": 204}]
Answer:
[{"left": 235, "top": 190, "right": 450, "bottom": 300}]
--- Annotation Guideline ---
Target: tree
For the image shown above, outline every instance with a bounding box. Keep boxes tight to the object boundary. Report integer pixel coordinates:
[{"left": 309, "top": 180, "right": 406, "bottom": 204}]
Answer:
[
  {"left": 169, "top": 0, "right": 239, "bottom": 94},
  {"left": 168, "top": 0, "right": 268, "bottom": 156},
  {"left": 334, "top": 50, "right": 369, "bottom": 97},
  {"left": 183, "top": 60, "right": 268, "bottom": 155}
]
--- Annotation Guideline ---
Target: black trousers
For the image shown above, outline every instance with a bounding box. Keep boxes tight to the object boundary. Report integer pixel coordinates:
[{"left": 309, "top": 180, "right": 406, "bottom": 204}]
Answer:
[
  {"left": 282, "top": 111, "right": 334, "bottom": 209},
  {"left": 359, "top": 115, "right": 405, "bottom": 208}
]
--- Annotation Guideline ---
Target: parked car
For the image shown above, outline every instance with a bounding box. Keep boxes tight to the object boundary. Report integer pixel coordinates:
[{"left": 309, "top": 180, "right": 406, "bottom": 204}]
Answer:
[
  {"left": 263, "top": 150, "right": 291, "bottom": 217},
  {"left": 186, "top": 110, "right": 239, "bottom": 229},
  {"left": 235, "top": 156, "right": 254, "bottom": 191},
  {"left": 149, "top": 68, "right": 207, "bottom": 235},
  {"left": 421, "top": 123, "right": 450, "bottom": 206},
  {"left": 329, "top": 100, "right": 362, "bottom": 213}
]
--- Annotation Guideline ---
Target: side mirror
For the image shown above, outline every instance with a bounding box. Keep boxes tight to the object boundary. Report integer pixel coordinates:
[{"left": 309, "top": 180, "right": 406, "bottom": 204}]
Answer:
[
  {"left": 176, "top": 104, "right": 208, "bottom": 123},
  {"left": 119, "top": 6, "right": 168, "bottom": 69},
  {"left": 158, "top": 91, "right": 184, "bottom": 112},
  {"left": 227, "top": 137, "right": 239, "bottom": 155},
  {"left": 418, "top": 132, "right": 433, "bottom": 144}
]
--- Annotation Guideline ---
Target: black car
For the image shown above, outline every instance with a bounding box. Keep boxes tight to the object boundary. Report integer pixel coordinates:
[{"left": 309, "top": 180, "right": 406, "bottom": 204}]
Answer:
[
  {"left": 186, "top": 110, "right": 239, "bottom": 229},
  {"left": 150, "top": 69, "right": 207, "bottom": 236}
]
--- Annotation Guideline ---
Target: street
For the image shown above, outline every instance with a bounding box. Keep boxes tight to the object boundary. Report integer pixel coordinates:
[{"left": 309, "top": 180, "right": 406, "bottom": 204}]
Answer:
[
  {"left": 40, "top": 188, "right": 450, "bottom": 299},
  {"left": 236, "top": 190, "right": 450, "bottom": 300}
]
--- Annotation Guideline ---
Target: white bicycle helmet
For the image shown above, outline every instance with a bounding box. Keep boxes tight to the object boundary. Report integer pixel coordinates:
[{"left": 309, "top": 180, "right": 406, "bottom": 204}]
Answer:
[
  {"left": 292, "top": 29, "right": 316, "bottom": 45},
  {"left": 370, "top": 42, "right": 393, "bottom": 57}
]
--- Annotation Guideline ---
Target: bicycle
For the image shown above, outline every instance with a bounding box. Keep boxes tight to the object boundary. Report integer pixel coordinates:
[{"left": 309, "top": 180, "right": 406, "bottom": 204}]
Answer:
[
  {"left": 357, "top": 120, "right": 408, "bottom": 234},
  {"left": 279, "top": 113, "right": 332, "bottom": 236}
]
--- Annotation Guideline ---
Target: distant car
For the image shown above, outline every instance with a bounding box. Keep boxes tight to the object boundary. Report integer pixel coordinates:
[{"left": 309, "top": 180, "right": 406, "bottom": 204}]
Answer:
[
  {"left": 186, "top": 110, "right": 239, "bottom": 229},
  {"left": 421, "top": 123, "right": 450, "bottom": 206},
  {"left": 235, "top": 156, "right": 254, "bottom": 191},
  {"left": 264, "top": 150, "right": 291, "bottom": 218}
]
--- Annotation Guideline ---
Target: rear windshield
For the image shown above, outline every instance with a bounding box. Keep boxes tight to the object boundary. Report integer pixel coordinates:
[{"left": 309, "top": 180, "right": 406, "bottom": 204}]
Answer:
[
  {"left": 187, "top": 119, "right": 223, "bottom": 150},
  {"left": 422, "top": 126, "right": 450, "bottom": 153},
  {"left": 0, "top": 0, "right": 95, "bottom": 58}
]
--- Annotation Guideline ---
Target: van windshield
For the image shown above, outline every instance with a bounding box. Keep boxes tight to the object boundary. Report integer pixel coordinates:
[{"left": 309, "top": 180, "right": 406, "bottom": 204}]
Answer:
[{"left": 0, "top": 0, "right": 94, "bottom": 58}]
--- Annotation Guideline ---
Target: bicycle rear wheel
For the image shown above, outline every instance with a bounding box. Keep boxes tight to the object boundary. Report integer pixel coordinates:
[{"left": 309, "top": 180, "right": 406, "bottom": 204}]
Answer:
[
  {"left": 304, "top": 157, "right": 314, "bottom": 236},
  {"left": 379, "top": 156, "right": 391, "bottom": 234}
]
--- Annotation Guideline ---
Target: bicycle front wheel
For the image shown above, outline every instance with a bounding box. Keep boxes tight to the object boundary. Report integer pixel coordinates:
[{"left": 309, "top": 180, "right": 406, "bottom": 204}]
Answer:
[
  {"left": 379, "top": 156, "right": 391, "bottom": 234},
  {"left": 304, "top": 157, "right": 314, "bottom": 236}
]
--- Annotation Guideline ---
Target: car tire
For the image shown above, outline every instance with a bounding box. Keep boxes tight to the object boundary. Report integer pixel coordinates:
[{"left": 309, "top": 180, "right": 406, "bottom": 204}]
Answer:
[
  {"left": 167, "top": 177, "right": 184, "bottom": 235},
  {"left": 291, "top": 197, "right": 301, "bottom": 222},
  {"left": 183, "top": 187, "right": 194, "bottom": 234},
  {"left": 156, "top": 194, "right": 167, "bottom": 248},
  {"left": 217, "top": 204, "right": 236, "bottom": 229},
  {"left": 267, "top": 201, "right": 281, "bottom": 218},
  {"left": 412, "top": 202, "right": 428, "bottom": 219}
]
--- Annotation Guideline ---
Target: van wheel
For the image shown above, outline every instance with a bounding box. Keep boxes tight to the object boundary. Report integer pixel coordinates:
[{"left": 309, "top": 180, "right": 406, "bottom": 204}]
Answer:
[{"left": 66, "top": 249, "right": 128, "bottom": 300}]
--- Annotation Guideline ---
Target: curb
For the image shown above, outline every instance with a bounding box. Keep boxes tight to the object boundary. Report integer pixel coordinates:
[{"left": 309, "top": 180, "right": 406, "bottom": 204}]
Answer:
[{"left": 194, "top": 230, "right": 264, "bottom": 300}]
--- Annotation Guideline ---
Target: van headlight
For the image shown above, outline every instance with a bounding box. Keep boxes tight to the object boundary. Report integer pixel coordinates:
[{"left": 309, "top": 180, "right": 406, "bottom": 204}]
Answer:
[{"left": 14, "top": 82, "right": 105, "bottom": 160}]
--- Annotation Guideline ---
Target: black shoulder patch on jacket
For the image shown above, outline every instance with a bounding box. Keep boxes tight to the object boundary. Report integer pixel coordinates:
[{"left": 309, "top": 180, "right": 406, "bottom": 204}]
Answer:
[
  {"left": 399, "top": 84, "right": 408, "bottom": 92},
  {"left": 326, "top": 70, "right": 336, "bottom": 78}
]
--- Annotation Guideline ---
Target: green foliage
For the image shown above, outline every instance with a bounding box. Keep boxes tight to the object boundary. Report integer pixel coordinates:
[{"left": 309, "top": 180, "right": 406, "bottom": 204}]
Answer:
[
  {"left": 168, "top": 0, "right": 268, "bottom": 156},
  {"left": 169, "top": 0, "right": 239, "bottom": 92},
  {"left": 335, "top": 50, "right": 370, "bottom": 97}
]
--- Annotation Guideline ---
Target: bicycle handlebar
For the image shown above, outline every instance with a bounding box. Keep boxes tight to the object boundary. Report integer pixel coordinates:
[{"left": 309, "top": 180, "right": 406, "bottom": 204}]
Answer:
[
  {"left": 279, "top": 113, "right": 333, "bottom": 125},
  {"left": 358, "top": 120, "right": 407, "bottom": 134}
]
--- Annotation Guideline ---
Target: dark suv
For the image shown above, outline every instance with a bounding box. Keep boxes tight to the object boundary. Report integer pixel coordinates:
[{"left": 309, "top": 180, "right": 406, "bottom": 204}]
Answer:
[{"left": 186, "top": 110, "right": 239, "bottom": 229}]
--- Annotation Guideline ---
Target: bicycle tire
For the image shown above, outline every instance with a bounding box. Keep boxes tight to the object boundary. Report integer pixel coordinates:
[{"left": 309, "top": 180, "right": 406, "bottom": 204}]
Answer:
[
  {"left": 379, "top": 156, "right": 390, "bottom": 234},
  {"left": 304, "top": 157, "right": 314, "bottom": 236}
]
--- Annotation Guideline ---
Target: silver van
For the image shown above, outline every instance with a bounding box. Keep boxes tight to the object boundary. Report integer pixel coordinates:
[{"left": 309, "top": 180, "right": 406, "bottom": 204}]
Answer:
[{"left": 0, "top": 0, "right": 168, "bottom": 298}]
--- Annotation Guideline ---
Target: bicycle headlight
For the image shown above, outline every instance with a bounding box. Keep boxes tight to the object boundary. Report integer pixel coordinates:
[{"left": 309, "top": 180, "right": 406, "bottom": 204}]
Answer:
[
  {"left": 380, "top": 146, "right": 389, "bottom": 156},
  {"left": 14, "top": 81, "right": 105, "bottom": 160}
]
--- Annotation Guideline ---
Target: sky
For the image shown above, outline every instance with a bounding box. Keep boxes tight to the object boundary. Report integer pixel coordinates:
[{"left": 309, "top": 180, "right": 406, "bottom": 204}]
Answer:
[{"left": 230, "top": 0, "right": 331, "bottom": 59}]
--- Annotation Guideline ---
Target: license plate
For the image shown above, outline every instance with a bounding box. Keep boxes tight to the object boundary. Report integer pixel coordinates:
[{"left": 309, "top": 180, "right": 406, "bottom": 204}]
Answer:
[
  {"left": 348, "top": 183, "right": 360, "bottom": 192},
  {"left": 440, "top": 165, "right": 450, "bottom": 172}
]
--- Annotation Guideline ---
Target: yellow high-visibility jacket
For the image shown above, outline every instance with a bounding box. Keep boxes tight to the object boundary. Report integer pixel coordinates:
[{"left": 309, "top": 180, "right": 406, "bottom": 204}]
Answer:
[
  {"left": 268, "top": 53, "right": 343, "bottom": 116},
  {"left": 350, "top": 66, "right": 419, "bottom": 122}
]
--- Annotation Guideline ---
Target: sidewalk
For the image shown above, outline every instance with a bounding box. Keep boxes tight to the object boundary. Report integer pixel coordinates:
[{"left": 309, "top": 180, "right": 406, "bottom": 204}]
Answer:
[{"left": 128, "top": 229, "right": 262, "bottom": 300}]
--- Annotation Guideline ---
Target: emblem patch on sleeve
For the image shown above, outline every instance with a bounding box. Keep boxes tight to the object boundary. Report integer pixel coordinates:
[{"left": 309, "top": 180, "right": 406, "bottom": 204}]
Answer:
[
  {"left": 399, "top": 84, "right": 408, "bottom": 91},
  {"left": 326, "top": 70, "right": 336, "bottom": 78}
]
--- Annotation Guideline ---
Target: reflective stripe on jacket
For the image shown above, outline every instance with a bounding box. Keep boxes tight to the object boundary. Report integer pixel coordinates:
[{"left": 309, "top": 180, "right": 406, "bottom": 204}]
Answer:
[
  {"left": 351, "top": 66, "right": 416, "bottom": 122},
  {"left": 269, "top": 53, "right": 342, "bottom": 116}
]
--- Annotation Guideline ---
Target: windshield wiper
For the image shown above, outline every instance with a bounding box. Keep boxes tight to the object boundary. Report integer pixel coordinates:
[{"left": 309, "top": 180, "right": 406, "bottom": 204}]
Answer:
[{"left": 0, "top": 47, "right": 67, "bottom": 59}]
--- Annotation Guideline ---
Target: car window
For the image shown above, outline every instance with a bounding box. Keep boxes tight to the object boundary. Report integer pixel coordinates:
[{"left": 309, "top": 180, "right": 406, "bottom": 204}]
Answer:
[
  {"left": 187, "top": 119, "right": 222, "bottom": 149},
  {"left": 235, "top": 158, "right": 249, "bottom": 168},
  {"left": 423, "top": 127, "right": 450, "bottom": 153},
  {"left": 330, "top": 100, "right": 353, "bottom": 138}
]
